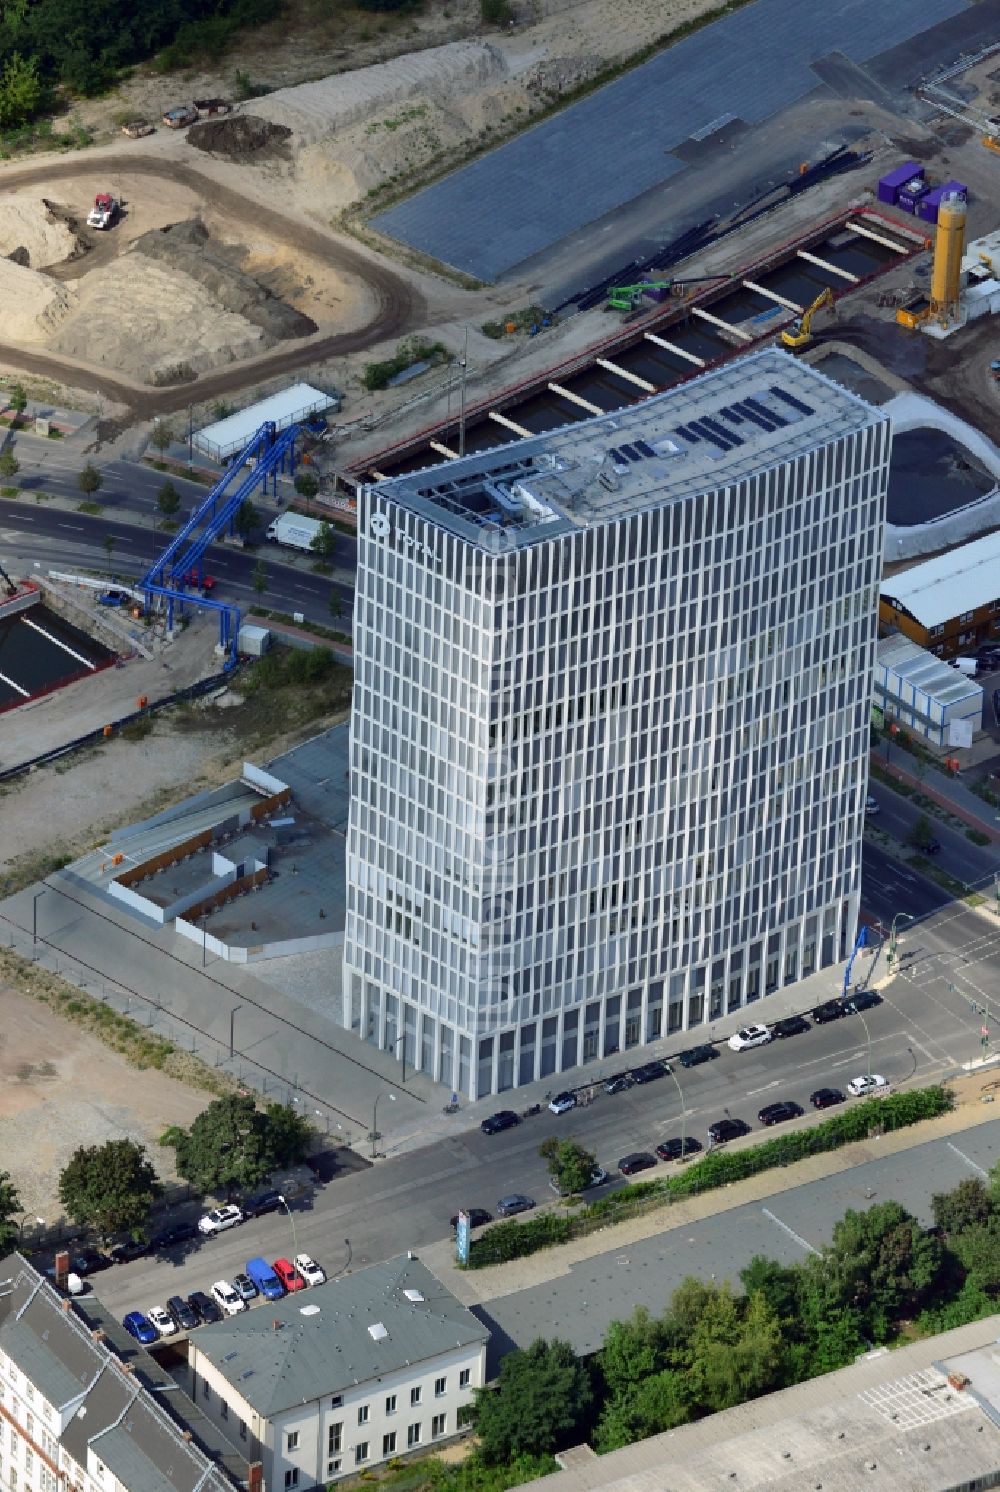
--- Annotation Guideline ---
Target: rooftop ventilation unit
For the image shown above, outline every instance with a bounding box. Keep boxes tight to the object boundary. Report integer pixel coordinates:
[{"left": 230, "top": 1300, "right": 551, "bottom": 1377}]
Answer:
[
  {"left": 403, "top": 1289, "right": 425, "bottom": 1302},
  {"left": 368, "top": 1322, "right": 389, "bottom": 1341}
]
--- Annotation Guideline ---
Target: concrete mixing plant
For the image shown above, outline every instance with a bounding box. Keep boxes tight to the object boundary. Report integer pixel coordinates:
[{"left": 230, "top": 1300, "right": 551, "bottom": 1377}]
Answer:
[{"left": 929, "top": 191, "right": 966, "bottom": 328}]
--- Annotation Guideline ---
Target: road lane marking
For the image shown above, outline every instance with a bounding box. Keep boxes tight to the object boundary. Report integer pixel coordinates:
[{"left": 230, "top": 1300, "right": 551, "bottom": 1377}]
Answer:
[
  {"left": 56, "top": 523, "right": 84, "bottom": 531},
  {"left": 761, "top": 1207, "right": 819, "bottom": 1255},
  {"left": 947, "top": 1141, "right": 989, "bottom": 1179},
  {"left": 747, "top": 1079, "right": 781, "bottom": 1097}
]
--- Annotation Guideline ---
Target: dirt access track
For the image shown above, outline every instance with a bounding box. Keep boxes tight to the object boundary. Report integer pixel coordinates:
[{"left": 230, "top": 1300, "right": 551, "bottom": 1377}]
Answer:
[{"left": 0, "top": 154, "right": 419, "bottom": 418}]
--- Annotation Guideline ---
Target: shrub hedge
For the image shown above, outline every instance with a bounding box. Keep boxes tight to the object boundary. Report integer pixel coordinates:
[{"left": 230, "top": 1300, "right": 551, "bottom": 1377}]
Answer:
[{"left": 466, "top": 1086, "right": 953, "bottom": 1267}]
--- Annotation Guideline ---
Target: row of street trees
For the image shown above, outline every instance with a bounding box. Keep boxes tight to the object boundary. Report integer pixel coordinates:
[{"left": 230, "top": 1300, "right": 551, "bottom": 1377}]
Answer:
[{"left": 467, "top": 1170, "right": 1000, "bottom": 1467}]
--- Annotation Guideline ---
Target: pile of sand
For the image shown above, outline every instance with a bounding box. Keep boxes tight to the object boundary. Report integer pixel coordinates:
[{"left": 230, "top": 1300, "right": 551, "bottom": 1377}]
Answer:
[
  {"left": 0, "top": 193, "right": 79, "bottom": 268},
  {"left": 0, "top": 258, "right": 76, "bottom": 343},
  {"left": 249, "top": 38, "right": 507, "bottom": 146},
  {"left": 48, "top": 256, "right": 269, "bottom": 384}
]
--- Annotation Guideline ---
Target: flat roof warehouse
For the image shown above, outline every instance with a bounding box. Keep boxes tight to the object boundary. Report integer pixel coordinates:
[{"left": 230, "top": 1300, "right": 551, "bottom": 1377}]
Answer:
[{"left": 370, "top": 350, "right": 882, "bottom": 551}]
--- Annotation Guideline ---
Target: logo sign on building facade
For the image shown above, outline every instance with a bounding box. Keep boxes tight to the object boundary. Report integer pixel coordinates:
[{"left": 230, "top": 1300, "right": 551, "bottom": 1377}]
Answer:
[{"left": 455, "top": 1211, "right": 471, "bottom": 1265}]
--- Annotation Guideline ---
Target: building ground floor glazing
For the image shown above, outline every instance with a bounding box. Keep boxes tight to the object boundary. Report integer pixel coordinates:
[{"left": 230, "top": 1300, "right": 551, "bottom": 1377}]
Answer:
[{"left": 345, "top": 897, "right": 855, "bottom": 1098}]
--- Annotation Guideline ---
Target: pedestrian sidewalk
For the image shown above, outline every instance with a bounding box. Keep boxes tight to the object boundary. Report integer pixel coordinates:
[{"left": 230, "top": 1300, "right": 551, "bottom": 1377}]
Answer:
[
  {"left": 428, "top": 1066, "right": 1000, "bottom": 1308},
  {"left": 874, "top": 747, "right": 1000, "bottom": 844}
]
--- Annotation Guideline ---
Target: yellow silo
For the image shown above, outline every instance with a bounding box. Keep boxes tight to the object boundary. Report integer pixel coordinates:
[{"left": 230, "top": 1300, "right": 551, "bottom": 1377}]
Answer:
[{"left": 930, "top": 193, "right": 966, "bottom": 324}]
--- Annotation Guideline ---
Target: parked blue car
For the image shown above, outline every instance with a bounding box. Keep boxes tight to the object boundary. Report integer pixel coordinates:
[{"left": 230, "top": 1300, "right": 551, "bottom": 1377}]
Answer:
[{"left": 122, "top": 1311, "right": 158, "bottom": 1345}]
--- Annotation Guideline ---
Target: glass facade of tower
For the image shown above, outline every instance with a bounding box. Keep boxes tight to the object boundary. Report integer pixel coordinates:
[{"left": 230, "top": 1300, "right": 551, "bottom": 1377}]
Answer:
[{"left": 344, "top": 352, "right": 891, "bottom": 1097}]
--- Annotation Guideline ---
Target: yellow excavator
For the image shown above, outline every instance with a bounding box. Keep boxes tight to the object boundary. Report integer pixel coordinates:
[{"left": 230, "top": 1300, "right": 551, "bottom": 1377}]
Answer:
[{"left": 780, "top": 286, "right": 835, "bottom": 351}]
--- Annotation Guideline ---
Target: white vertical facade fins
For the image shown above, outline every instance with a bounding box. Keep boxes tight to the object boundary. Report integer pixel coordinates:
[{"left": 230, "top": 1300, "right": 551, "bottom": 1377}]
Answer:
[{"left": 345, "top": 375, "right": 890, "bottom": 1098}]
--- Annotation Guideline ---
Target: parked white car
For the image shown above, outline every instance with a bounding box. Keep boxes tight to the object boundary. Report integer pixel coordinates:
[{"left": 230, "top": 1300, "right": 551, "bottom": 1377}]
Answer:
[
  {"left": 847, "top": 1074, "right": 889, "bottom": 1098},
  {"left": 293, "top": 1253, "right": 326, "bottom": 1287},
  {"left": 147, "top": 1305, "right": 178, "bottom": 1337},
  {"left": 211, "top": 1280, "right": 246, "bottom": 1316},
  {"left": 197, "top": 1204, "right": 243, "bottom": 1236},
  {"left": 728, "top": 1024, "right": 772, "bottom": 1052}
]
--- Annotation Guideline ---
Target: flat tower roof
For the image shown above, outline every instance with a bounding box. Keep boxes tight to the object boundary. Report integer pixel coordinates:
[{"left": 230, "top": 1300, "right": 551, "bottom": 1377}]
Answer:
[{"left": 371, "top": 349, "right": 881, "bottom": 551}]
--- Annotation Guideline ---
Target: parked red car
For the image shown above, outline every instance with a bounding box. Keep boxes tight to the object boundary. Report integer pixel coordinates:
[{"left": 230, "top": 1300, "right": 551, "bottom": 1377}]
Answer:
[{"left": 273, "top": 1257, "right": 306, "bottom": 1293}]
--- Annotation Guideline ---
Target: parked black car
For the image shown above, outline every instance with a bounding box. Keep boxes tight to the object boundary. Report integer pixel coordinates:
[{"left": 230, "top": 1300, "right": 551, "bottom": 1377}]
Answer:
[
  {"left": 151, "top": 1221, "right": 199, "bottom": 1250},
  {"left": 631, "top": 1061, "right": 666, "bottom": 1085},
  {"left": 72, "top": 1250, "right": 112, "bottom": 1275},
  {"left": 810, "top": 1087, "right": 845, "bottom": 1109},
  {"left": 166, "top": 1294, "right": 199, "bottom": 1331},
  {"left": 772, "top": 1015, "right": 810, "bottom": 1039},
  {"left": 708, "top": 1118, "right": 751, "bottom": 1144},
  {"left": 758, "top": 1101, "right": 803, "bottom": 1127},
  {"left": 450, "top": 1208, "right": 493, "bottom": 1231},
  {"left": 677, "top": 1044, "right": 717, "bottom": 1068},
  {"left": 188, "top": 1290, "right": 222, "bottom": 1325},
  {"left": 655, "top": 1136, "right": 702, "bottom": 1161},
  {"left": 618, "top": 1152, "right": 658, "bottom": 1176},
  {"left": 603, "top": 1074, "right": 633, "bottom": 1095},
  {"left": 845, "top": 989, "right": 882, "bottom": 1014},
  {"left": 811, "top": 999, "right": 847, "bottom": 1024},
  {"left": 242, "top": 1190, "right": 284, "bottom": 1219},
  {"left": 481, "top": 1110, "right": 519, "bottom": 1136},
  {"left": 110, "top": 1239, "right": 149, "bottom": 1264}
]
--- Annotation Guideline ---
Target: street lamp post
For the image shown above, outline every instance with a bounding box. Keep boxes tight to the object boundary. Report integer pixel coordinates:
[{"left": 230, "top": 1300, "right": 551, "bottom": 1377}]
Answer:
[
  {"left": 277, "top": 1194, "right": 299, "bottom": 1258},
  {"left": 229, "top": 1004, "right": 243, "bottom": 1061},
  {"left": 887, "top": 911, "right": 914, "bottom": 967},
  {"left": 665, "top": 1062, "right": 689, "bottom": 1162},
  {"left": 370, "top": 1091, "right": 396, "bottom": 1160},
  {"left": 32, "top": 889, "right": 46, "bottom": 954},
  {"left": 856, "top": 1009, "right": 874, "bottom": 1082}
]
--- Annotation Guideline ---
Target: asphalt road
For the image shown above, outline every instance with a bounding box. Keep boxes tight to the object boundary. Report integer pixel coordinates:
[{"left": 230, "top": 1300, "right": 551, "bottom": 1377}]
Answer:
[
  {"left": 84, "top": 909, "right": 1000, "bottom": 1324},
  {"left": 0, "top": 491, "right": 353, "bottom": 626}
]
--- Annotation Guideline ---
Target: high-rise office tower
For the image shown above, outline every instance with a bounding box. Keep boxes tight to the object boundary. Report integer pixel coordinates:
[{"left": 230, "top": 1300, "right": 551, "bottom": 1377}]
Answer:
[{"left": 344, "top": 349, "right": 890, "bottom": 1097}]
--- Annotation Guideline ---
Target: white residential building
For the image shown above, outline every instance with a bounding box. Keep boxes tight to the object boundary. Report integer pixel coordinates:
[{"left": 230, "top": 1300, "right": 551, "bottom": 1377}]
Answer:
[
  {"left": 344, "top": 348, "right": 890, "bottom": 1097},
  {"left": 187, "top": 1255, "right": 488, "bottom": 1489},
  {"left": 0, "top": 1255, "right": 236, "bottom": 1492}
]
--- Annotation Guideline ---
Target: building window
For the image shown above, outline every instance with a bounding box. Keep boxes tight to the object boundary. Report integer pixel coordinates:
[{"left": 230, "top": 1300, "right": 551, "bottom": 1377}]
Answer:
[
  {"left": 327, "top": 1460, "right": 341, "bottom": 1477},
  {"left": 284, "top": 1472, "right": 299, "bottom": 1490},
  {"left": 220, "top": 1401, "right": 228, "bottom": 1421},
  {"left": 434, "top": 1376, "right": 446, "bottom": 1398},
  {"left": 331, "top": 1394, "right": 343, "bottom": 1409},
  {"left": 355, "top": 1442, "right": 369, "bottom": 1466},
  {"left": 357, "top": 1405, "right": 370, "bottom": 1426},
  {"left": 959, "top": 610, "right": 974, "bottom": 624},
  {"left": 458, "top": 1405, "right": 475, "bottom": 1429},
  {"left": 410, "top": 1387, "right": 421, "bottom": 1407},
  {"left": 407, "top": 1423, "right": 422, "bottom": 1448},
  {"left": 459, "top": 1369, "right": 471, "bottom": 1389},
  {"left": 239, "top": 1421, "right": 247, "bottom": 1442},
  {"left": 385, "top": 1394, "right": 397, "bottom": 1416},
  {"left": 202, "top": 1379, "right": 209, "bottom": 1399},
  {"left": 382, "top": 1432, "right": 396, "bottom": 1456},
  {"left": 929, "top": 624, "right": 944, "bottom": 638},
  {"left": 286, "top": 1431, "right": 299, "bottom": 1451},
  {"left": 328, "top": 1423, "right": 342, "bottom": 1454},
  {"left": 432, "top": 1414, "right": 446, "bottom": 1439}
]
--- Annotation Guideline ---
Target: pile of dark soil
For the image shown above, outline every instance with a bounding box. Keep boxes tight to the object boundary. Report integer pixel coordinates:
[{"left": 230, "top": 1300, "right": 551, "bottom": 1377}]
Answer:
[
  {"left": 131, "top": 219, "right": 315, "bottom": 341},
  {"left": 187, "top": 114, "right": 292, "bottom": 162}
]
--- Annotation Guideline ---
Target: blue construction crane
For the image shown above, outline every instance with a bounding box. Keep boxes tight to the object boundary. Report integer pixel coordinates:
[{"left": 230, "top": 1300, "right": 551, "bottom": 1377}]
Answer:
[
  {"left": 140, "top": 419, "right": 302, "bottom": 660},
  {"left": 842, "top": 924, "right": 870, "bottom": 998}
]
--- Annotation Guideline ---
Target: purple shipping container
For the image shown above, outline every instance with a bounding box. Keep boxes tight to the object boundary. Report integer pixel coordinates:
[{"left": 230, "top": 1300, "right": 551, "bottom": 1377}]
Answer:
[
  {"left": 916, "top": 180, "right": 968, "bottom": 224},
  {"left": 877, "top": 161, "right": 923, "bottom": 205}
]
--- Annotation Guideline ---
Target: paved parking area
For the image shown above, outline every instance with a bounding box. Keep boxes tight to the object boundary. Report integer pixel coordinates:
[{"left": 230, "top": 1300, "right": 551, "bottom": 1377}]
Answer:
[{"left": 372, "top": 0, "right": 969, "bottom": 279}]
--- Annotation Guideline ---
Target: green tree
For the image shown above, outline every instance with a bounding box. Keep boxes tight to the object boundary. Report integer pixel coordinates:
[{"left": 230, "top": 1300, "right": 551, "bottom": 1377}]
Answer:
[
  {"left": 932, "top": 1177, "right": 993, "bottom": 1238},
  {"left": 150, "top": 423, "right": 173, "bottom": 456},
  {"left": 309, "top": 519, "right": 336, "bottom": 561},
  {"left": 8, "top": 383, "right": 27, "bottom": 415},
  {"left": 78, "top": 462, "right": 102, "bottom": 495},
  {"left": 0, "top": 1170, "right": 21, "bottom": 1250},
  {"left": 792, "top": 1258, "right": 865, "bottom": 1377},
  {"left": 156, "top": 480, "right": 180, "bottom": 519},
  {"left": 538, "top": 1136, "right": 598, "bottom": 1195},
  {"left": 472, "top": 1339, "right": 592, "bottom": 1463},
  {"left": 252, "top": 559, "right": 268, "bottom": 596},
  {"left": 594, "top": 1369, "right": 690, "bottom": 1451},
  {"left": 261, "top": 1101, "right": 312, "bottom": 1170},
  {"left": 235, "top": 497, "right": 259, "bottom": 539},
  {"left": 599, "top": 1308, "right": 662, "bottom": 1400},
  {"left": 826, "top": 1202, "right": 943, "bottom": 1339},
  {"left": 740, "top": 1254, "right": 801, "bottom": 1330},
  {"left": 953, "top": 1216, "right": 1000, "bottom": 1297},
  {"left": 0, "top": 448, "right": 18, "bottom": 478},
  {"left": 909, "top": 812, "right": 934, "bottom": 850},
  {"left": 294, "top": 471, "right": 319, "bottom": 500},
  {"left": 686, "top": 1285, "right": 783, "bottom": 1411},
  {"left": 328, "top": 587, "right": 343, "bottom": 622},
  {"left": 0, "top": 53, "right": 41, "bottom": 128},
  {"left": 103, "top": 534, "right": 115, "bottom": 570},
  {"left": 58, "top": 1140, "right": 161, "bottom": 1241},
  {"left": 173, "top": 1094, "right": 274, "bottom": 1196}
]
